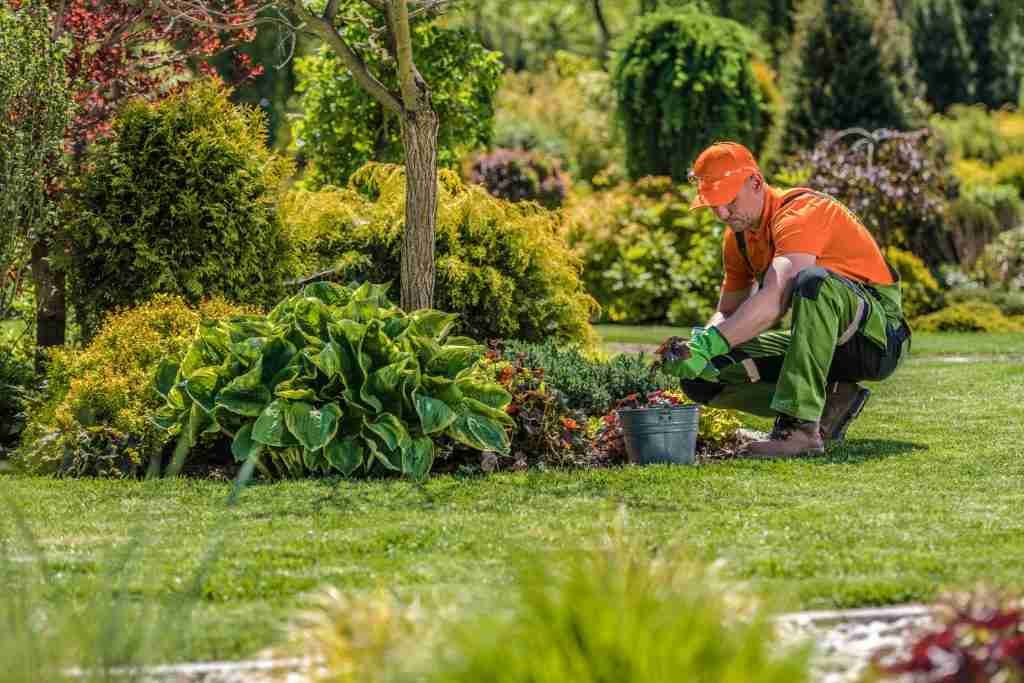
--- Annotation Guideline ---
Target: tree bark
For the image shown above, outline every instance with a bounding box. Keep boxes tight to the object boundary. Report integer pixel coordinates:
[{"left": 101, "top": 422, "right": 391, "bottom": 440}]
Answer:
[
  {"left": 399, "top": 107, "right": 439, "bottom": 312},
  {"left": 591, "top": 0, "right": 611, "bottom": 62},
  {"left": 30, "top": 238, "right": 65, "bottom": 368}
]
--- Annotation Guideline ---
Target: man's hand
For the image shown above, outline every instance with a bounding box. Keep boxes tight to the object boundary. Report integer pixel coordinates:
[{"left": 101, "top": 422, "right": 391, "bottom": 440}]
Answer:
[{"left": 656, "top": 327, "right": 731, "bottom": 380}]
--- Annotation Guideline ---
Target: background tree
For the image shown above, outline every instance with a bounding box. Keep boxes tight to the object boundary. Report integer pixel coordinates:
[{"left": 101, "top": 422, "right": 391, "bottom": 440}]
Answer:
[
  {"left": 294, "top": 20, "right": 501, "bottom": 188},
  {"left": 0, "top": 0, "right": 72, "bottom": 323},
  {"left": 160, "top": 0, "right": 488, "bottom": 312},
  {"left": 902, "top": 0, "right": 977, "bottom": 113},
  {"left": 960, "top": 0, "right": 1024, "bottom": 109},
  {"left": 613, "top": 7, "right": 763, "bottom": 181},
  {"left": 778, "top": 0, "right": 924, "bottom": 154}
]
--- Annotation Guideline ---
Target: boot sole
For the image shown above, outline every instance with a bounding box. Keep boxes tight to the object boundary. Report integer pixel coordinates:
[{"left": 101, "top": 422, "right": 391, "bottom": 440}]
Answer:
[{"left": 827, "top": 388, "right": 871, "bottom": 444}]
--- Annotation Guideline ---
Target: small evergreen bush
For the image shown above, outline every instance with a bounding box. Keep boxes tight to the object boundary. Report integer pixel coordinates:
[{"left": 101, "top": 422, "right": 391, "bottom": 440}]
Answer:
[
  {"left": 945, "top": 184, "right": 1022, "bottom": 269},
  {"left": 945, "top": 287, "right": 1024, "bottom": 317},
  {"left": 468, "top": 149, "right": 568, "bottom": 209},
  {"left": 565, "top": 177, "right": 724, "bottom": 325},
  {"left": 499, "top": 338, "right": 675, "bottom": 416},
  {"left": 283, "top": 164, "right": 598, "bottom": 346},
  {"left": 67, "top": 81, "right": 296, "bottom": 341},
  {"left": 14, "top": 296, "right": 253, "bottom": 477},
  {"left": 912, "top": 302, "right": 1024, "bottom": 333},
  {"left": 612, "top": 8, "right": 763, "bottom": 180}
]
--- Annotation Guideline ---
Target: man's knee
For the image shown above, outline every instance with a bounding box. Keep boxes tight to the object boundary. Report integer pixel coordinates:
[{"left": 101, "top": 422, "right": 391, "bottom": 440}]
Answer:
[
  {"left": 793, "top": 266, "right": 832, "bottom": 300},
  {"left": 680, "top": 379, "right": 722, "bottom": 405}
]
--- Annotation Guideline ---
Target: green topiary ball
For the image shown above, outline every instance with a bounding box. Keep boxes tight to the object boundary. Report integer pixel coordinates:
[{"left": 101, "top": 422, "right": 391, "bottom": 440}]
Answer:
[
  {"left": 612, "top": 8, "right": 763, "bottom": 181},
  {"left": 66, "top": 80, "right": 297, "bottom": 341}
]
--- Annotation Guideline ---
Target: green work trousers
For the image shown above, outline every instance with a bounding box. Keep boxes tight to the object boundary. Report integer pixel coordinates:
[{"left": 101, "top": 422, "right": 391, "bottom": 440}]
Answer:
[{"left": 681, "top": 268, "right": 910, "bottom": 422}]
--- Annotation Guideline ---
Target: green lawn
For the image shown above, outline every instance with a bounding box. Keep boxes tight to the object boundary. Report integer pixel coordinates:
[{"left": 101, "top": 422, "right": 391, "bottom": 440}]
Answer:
[{"left": 3, "top": 327, "right": 1024, "bottom": 662}]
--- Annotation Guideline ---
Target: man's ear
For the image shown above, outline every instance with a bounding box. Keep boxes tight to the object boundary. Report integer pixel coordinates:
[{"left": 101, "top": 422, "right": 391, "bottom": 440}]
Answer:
[{"left": 750, "top": 173, "right": 764, "bottom": 192}]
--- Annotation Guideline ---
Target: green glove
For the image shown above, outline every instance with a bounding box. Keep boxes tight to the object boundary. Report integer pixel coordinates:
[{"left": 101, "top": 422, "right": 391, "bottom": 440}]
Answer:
[{"left": 661, "top": 327, "right": 731, "bottom": 380}]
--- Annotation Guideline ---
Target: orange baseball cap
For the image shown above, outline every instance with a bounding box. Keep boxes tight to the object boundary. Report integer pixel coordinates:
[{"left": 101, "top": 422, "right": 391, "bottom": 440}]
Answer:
[{"left": 688, "top": 142, "right": 760, "bottom": 210}]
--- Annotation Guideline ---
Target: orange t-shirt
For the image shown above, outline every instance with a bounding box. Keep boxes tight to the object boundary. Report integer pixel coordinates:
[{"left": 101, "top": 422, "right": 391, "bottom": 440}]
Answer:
[{"left": 721, "top": 185, "right": 895, "bottom": 293}]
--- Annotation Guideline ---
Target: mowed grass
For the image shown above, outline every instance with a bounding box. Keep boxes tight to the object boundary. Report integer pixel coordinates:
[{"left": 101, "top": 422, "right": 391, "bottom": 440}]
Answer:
[{"left": 2, "top": 327, "right": 1023, "bottom": 662}]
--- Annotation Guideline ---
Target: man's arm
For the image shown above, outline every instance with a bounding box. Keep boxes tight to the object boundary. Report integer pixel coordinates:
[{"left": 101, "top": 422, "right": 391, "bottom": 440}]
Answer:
[
  {"left": 714, "top": 253, "right": 817, "bottom": 348},
  {"left": 706, "top": 287, "right": 752, "bottom": 327}
]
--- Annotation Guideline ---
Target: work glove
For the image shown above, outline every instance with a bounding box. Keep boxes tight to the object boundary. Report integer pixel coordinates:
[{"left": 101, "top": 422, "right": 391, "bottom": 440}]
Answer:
[{"left": 657, "top": 327, "right": 730, "bottom": 380}]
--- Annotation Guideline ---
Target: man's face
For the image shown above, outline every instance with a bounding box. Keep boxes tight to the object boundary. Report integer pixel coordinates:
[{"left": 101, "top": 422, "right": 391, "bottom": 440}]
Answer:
[{"left": 711, "top": 175, "right": 764, "bottom": 232}]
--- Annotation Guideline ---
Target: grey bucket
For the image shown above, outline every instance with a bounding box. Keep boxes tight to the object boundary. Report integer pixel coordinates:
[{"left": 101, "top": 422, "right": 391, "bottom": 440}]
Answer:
[{"left": 617, "top": 404, "right": 700, "bottom": 465}]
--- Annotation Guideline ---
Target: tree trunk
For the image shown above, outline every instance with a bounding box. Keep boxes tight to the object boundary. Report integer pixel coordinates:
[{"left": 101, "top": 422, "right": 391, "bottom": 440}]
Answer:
[
  {"left": 399, "top": 107, "right": 439, "bottom": 312},
  {"left": 30, "top": 238, "right": 65, "bottom": 369}
]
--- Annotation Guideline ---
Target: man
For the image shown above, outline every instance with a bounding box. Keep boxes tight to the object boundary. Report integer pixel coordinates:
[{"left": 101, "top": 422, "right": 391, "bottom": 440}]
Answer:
[{"left": 658, "top": 141, "right": 911, "bottom": 457}]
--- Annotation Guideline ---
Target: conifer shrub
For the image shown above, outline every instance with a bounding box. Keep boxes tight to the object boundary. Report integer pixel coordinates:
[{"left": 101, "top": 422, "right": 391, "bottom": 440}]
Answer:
[
  {"left": 612, "top": 8, "right": 763, "bottom": 181},
  {"left": 14, "top": 296, "right": 253, "bottom": 477},
  {"left": 283, "top": 164, "right": 598, "bottom": 346},
  {"left": 778, "top": 0, "right": 923, "bottom": 154},
  {"left": 66, "top": 81, "right": 296, "bottom": 341}
]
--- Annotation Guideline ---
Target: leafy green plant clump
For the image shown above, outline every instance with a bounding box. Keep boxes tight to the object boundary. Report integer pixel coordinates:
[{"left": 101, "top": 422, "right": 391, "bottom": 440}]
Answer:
[
  {"left": 912, "top": 301, "right": 1024, "bottom": 333},
  {"left": 155, "top": 282, "right": 515, "bottom": 481}
]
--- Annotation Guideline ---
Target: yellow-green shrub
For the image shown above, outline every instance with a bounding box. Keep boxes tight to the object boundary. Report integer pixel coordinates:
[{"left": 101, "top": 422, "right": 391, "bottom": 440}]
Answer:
[
  {"left": 283, "top": 163, "right": 598, "bottom": 346},
  {"left": 14, "top": 296, "right": 253, "bottom": 476},
  {"left": 885, "top": 247, "right": 942, "bottom": 318},
  {"left": 992, "top": 154, "right": 1024, "bottom": 195},
  {"left": 912, "top": 302, "right": 1024, "bottom": 333}
]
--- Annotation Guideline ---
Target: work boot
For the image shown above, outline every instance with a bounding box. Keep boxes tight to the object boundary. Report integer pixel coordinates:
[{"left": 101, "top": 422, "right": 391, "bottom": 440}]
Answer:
[
  {"left": 819, "top": 382, "right": 871, "bottom": 444},
  {"left": 743, "top": 415, "right": 825, "bottom": 459}
]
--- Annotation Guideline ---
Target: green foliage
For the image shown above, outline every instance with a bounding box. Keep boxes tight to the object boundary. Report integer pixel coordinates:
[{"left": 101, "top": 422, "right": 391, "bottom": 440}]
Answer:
[
  {"left": 13, "top": 296, "right": 252, "bottom": 477},
  {"left": 67, "top": 80, "right": 296, "bottom": 341},
  {"left": 960, "top": 0, "right": 1024, "bottom": 109},
  {"left": 884, "top": 247, "right": 942, "bottom": 318},
  {"left": 975, "top": 227, "right": 1024, "bottom": 290},
  {"left": 293, "top": 24, "right": 502, "bottom": 188},
  {"left": 1, "top": 516, "right": 215, "bottom": 683},
  {"left": 156, "top": 281, "right": 515, "bottom": 481},
  {"left": 932, "top": 105, "right": 1024, "bottom": 167},
  {"left": 612, "top": 8, "right": 763, "bottom": 181},
  {"left": 945, "top": 184, "right": 1023, "bottom": 269},
  {"left": 0, "top": 0, "right": 72, "bottom": 319},
  {"left": 912, "top": 301, "right": 1024, "bottom": 333},
  {"left": 565, "top": 177, "right": 724, "bottom": 325},
  {"left": 493, "top": 52, "right": 625, "bottom": 186},
  {"left": 429, "top": 526, "right": 811, "bottom": 683},
  {"left": 0, "top": 326, "right": 35, "bottom": 457},
  {"left": 499, "top": 338, "right": 676, "bottom": 416},
  {"left": 902, "top": 0, "right": 976, "bottom": 112},
  {"left": 779, "top": 0, "right": 923, "bottom": 154},
  {"left": 283, "top": 163, "right": 598, "bottom": 345}
]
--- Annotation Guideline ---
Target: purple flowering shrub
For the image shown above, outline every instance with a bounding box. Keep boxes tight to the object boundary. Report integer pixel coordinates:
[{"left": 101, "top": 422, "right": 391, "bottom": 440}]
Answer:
[
  {"left": 781, "top": 129, "right": 957, "bottom": 266},
  {"left": 468, "top": 148, "right": 568, "bottom": 209}
]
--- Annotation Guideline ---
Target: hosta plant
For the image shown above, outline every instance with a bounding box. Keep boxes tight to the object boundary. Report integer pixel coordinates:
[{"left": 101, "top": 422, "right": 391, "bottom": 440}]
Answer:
[{"left": 153, "top": 282, "right": 514, "bottom": 481}]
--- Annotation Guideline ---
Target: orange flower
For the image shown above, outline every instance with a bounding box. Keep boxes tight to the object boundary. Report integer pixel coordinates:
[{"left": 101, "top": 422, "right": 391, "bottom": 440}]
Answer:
[{"left": 560, "top": 416, "right": 579, "bottom": 430}]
